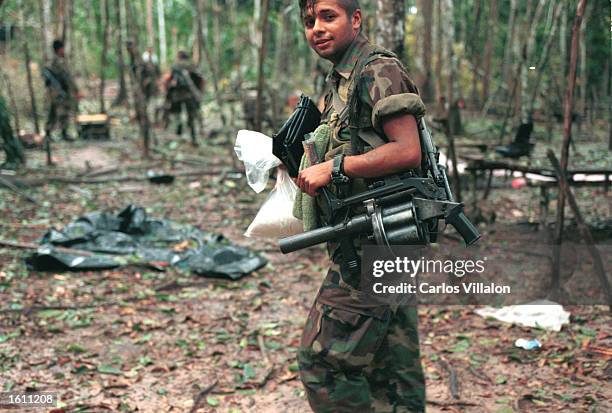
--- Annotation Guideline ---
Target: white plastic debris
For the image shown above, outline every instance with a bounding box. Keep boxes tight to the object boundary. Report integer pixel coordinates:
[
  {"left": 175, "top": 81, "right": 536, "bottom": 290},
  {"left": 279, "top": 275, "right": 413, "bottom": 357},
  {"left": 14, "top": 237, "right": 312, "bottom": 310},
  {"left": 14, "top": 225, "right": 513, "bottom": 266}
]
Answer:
[
  {"left": 234, "top": 130, "right": 281, "bottom": 193},
  {"left": 514, "top": 338, "right": 542, "bottom": 350},
  {"left": 475, "top": 300, "right": 570, "bottom": 332}
]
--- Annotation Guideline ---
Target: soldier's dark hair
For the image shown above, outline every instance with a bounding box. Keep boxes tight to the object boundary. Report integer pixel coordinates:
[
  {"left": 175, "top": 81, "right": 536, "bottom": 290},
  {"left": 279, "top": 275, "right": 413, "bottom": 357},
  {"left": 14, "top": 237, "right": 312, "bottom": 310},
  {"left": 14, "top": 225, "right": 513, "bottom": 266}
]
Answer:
[
  {"left": 177, "top": 50, "right": 189, "bottom": 60},
  {"left": 299, "top": 0, "right": 360, "bottom": 20},
  {"left": 52, "top": 39, "right": 64, "bottom": 51}
]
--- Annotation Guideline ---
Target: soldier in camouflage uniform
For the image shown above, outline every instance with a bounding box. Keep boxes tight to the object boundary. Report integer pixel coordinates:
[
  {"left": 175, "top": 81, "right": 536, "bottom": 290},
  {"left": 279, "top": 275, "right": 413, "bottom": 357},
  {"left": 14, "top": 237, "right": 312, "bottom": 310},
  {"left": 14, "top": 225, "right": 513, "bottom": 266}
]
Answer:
[
  {"left": 295, "top": 1, "right": 426, "bottom": 412},
  {"left": 44, "top": 39, "right": 79, "bottom": 164},
  {"left": 126, "top": 42, "right": 161, "bottom": 103},
  {"left": 163, "top": 51, "right": 204, "bottom": 146},
  {"left": 1, "top": 95, "right": 25, "bottom": 169}
]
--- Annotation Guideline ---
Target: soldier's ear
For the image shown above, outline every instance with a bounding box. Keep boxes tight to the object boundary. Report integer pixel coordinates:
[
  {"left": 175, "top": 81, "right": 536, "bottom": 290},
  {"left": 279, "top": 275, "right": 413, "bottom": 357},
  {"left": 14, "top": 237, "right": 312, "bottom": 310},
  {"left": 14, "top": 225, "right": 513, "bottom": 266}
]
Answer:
[{"left": 351, "top": 9, "right": 362, "bottom": 31}]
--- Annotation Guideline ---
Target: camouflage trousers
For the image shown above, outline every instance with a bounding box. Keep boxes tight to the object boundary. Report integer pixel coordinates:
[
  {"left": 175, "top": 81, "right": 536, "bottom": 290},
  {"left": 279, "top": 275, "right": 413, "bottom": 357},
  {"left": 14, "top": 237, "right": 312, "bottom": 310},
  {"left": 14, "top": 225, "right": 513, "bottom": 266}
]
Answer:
[
  {"left": 45, "top": 98, "right": 72, "bottom": 133},
  {"left": 165, "top": 98, "right": 200, "bottom": 142},
  {"left": 298, "top": 258, "right": 426, "bottom": 413}
]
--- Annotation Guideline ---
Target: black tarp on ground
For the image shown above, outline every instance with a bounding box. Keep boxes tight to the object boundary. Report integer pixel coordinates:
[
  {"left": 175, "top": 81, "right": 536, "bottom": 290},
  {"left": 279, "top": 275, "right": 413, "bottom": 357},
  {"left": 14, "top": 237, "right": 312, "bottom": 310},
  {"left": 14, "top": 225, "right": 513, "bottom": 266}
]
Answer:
[{"left": 27, "top": 205, "right": 267, "bottom": 280}]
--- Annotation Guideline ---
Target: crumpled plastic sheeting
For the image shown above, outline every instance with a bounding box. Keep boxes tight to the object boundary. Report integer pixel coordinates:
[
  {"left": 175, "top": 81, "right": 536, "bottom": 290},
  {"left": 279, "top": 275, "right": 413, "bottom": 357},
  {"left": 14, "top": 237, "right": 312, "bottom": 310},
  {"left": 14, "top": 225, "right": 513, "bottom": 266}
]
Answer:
[
  {"left": 475, "top": 300, "right": 571, "bottom": 332},
  {"left": 27, "top": 205, "right": 267, "bottom": 280}
]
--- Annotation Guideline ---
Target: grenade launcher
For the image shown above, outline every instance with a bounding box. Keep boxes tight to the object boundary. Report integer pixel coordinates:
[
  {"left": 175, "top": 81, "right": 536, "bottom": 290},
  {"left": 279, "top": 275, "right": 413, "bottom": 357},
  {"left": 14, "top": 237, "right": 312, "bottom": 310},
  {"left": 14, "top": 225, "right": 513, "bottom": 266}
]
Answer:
[{"left": 278, "top": 117, "right": 481, "bottom": 254}]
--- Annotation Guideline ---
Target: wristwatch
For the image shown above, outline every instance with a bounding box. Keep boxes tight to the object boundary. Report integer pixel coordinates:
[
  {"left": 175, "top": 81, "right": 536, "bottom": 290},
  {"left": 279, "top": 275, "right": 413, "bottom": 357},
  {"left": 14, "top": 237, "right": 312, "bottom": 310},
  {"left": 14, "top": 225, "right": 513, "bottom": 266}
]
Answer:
[{"left": 331, "top": 154, "right": 350, "bottom": 185}]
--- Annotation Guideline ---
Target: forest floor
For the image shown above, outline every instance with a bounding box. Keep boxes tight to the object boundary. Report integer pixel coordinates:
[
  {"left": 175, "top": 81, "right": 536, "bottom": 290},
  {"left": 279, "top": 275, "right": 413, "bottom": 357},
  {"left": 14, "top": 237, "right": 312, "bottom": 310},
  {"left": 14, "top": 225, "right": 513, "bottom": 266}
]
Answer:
[{"left": 1, "top": 105, "right": 611, "bottom": 413}]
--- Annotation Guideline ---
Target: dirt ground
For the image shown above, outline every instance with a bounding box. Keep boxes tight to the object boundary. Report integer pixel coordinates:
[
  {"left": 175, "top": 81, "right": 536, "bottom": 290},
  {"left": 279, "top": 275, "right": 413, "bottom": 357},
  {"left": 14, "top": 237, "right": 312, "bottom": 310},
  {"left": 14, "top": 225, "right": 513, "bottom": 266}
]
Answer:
[{"left": 1, "top": 112, "right": 611, "bottom": 413}]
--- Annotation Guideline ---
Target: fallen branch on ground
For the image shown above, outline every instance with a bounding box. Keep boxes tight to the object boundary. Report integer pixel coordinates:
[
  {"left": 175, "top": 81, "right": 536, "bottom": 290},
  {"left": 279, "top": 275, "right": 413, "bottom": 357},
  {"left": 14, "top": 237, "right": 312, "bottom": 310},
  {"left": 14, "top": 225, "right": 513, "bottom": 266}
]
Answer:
[
  {"left": 189, "top": 380, "right": 218, "bottom": 413},
  {"left": 0, "top": 176, "right": 37, "bottom": 203},
  {"left": 17, "top": 168, "right": 236, "bottom": 187}
]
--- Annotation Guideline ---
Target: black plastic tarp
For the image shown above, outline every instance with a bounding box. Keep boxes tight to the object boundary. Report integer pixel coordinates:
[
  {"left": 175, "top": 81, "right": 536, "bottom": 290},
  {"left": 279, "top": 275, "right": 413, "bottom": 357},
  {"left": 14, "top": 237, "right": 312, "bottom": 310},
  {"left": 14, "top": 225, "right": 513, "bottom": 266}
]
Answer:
[{"left": 26, "top": 205, "right": 267, "bottom": 280}]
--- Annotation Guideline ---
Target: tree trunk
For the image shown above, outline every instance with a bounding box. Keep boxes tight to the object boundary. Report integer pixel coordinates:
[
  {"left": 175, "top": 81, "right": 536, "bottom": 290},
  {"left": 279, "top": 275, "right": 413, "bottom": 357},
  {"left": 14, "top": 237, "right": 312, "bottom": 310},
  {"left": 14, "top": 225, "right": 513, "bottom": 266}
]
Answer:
[
  {"left": 99, "top": 0, "right": 110, "bottom": 113},
  {"left": 502, "top": 0, "right": 519, "bottom": 99},
  {"left": 528, "top": 1, "right": 562, "bottom": 116},
  {"left": 1, "top": 70, "right": 21, "bottom": 134},
  {"left": 112, "top": 0, "right": 128, "bottom": 107},
  {"left": 56, "top": 0, "right": 64, "bottom": 40},
  {"left": 213, "top": 0, "right": 222, "bottom": 70},
  {"left": 171, "top": 27, "right": 177, "bottom": 60},
  {"left": 520, "top": 0, "right": 547, "bottom": 124},
  {"left": 375, "top": 0, "right": 405, "bottom": 61},
  {"left": 23, "top": 40, "right": 40, "bottom": 134},
  {"left": 146, "top": 0, "right": 154, "bottom": 48},
  {"left": 125, "top": 0, "right": 151, "bottom": 156},
  {"left": 63, "top": 0, "right": 74, "bottom": 64},
  {"left": 579, "top": 3, "right": 591, "bottom": 119},
  {"left": 157, "top": 0, "right": 167, "bottom": 67},
  {"left": 254, "top": 0, "right": 270, "bottom": 131},
  {"left": 195, "top": 0, "right": 227, "bottom": 129},
  {"left": 481, "top": 0, "right": 497, "bottom": 107},
  {"left": 195, "top": 0, "right": 204, "bottom": 66},
  {"left": 418, "top": 0, "right": 433, "bottom": 102},
  {"left": 39, "top": 0, "right": 51, "bottom": 62},
  {"left": 609, "top": 27, "right": 611, "bottom": 151},
  {"left": 469, "top": 0, "right": 482, "bottom": 108},
  {"left": 274, "top": 0, "right": 292, "bottom": 119},
  {"left": 252, "top": 0, "right": 261, "bottom": 64},
  {"left": 434, "top": 0, "right": 443, "bottom": 102},
  {"left": 551, "top": 0, "right": 588, "bottom": 294},
  {"left": 559, "top": 2, "right": 568, "bottom": 77},
  {"left": 443, "top": 0, "right": 461, "bottom": 201},
  {"left": 18, "top": 0, "right": 40, "bottom": 134}
]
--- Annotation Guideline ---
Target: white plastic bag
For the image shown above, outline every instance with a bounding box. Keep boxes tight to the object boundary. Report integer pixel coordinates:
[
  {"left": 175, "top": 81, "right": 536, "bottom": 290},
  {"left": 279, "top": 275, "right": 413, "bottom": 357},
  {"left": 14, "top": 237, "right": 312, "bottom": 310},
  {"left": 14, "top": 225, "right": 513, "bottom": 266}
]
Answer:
[
  {"left": 234, "top": 130, "right": 281, "bottom": 193},
  {"left": 475, "top": 300, "right": 570, "bottom": 332},
  {"left": 245, "top": 168, "right": 304, "bottom": 239}
]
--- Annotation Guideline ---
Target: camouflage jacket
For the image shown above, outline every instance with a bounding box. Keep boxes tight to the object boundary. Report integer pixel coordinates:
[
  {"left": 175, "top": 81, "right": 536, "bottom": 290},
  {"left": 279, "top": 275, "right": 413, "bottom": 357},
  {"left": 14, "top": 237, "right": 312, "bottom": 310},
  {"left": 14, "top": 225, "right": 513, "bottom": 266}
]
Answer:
[
  {"left": 322, "top": 33, "right": 419, "bottom": 161},
  {"left": 168, "top": 61, "right": 203, "bottom": 102},
  {"left": 45, "top": 55, "right": 78, "bottom": 102},
  {"left": 318, "top": 33, "right": 420, "bottom": 204}
]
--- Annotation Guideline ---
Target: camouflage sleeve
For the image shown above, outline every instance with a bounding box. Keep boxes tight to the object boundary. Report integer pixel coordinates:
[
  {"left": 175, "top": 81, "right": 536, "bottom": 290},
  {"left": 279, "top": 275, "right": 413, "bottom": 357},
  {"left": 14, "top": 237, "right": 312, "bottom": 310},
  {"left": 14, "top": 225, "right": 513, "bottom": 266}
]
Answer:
[{"left": 359, "top": 57, "right": 420, "bottom": 132}]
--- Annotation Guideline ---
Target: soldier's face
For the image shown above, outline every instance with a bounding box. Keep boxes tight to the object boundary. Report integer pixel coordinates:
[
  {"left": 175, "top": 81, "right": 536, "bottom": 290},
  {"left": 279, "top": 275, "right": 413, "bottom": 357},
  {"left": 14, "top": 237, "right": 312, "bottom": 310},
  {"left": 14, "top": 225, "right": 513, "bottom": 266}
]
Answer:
[{"left": 303, "top": 1, "right": 361, "bottom": 64}]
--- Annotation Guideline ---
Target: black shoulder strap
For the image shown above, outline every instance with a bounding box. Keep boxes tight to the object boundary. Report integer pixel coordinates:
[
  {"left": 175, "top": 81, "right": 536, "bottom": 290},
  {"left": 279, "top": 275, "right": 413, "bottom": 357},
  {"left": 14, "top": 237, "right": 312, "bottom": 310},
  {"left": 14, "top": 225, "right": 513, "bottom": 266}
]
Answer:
[{"left": 347, "top": 46, "right": 397, "bottom": 154}]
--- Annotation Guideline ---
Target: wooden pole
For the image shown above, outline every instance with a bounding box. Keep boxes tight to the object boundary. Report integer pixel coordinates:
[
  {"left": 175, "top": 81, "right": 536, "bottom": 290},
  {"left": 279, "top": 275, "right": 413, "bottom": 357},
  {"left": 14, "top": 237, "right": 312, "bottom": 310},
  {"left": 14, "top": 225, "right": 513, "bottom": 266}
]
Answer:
[
  {"left": 551, "top": 0, "right": 587, "bottom": 294},
  {"left": 547, "top": 151, "right": 611, "bottom": 311}
]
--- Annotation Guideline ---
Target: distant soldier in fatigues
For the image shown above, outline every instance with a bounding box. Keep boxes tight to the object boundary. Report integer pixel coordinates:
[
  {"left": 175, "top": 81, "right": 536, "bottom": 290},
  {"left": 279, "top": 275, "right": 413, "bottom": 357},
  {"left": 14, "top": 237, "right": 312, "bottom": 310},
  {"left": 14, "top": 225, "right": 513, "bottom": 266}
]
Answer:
[
  {"left": 126, "top": 41, "right": 161, "bottom": 104},
  {"left": 0, "top": 95, "right": 25, "bottom": 169},
  {"left": 163, "top": 51, "right": 204, "bottom": 146},
  {"left": 43, "top": 39, "right": 79, "bottom": 164}
]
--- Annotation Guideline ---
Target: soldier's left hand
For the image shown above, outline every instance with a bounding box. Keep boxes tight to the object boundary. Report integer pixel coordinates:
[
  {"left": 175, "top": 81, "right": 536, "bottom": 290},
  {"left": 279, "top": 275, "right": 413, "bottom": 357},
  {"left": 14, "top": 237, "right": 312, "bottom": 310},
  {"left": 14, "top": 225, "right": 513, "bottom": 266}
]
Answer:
[{"left": 297, "top": 160, "right": 333, "bottom": 197}]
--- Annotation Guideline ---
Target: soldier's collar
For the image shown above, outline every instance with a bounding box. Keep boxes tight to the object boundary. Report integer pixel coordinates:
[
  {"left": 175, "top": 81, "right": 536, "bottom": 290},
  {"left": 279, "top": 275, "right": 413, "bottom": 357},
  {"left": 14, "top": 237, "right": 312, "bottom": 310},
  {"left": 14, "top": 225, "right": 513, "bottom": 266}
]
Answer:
[{"left": 332, "top": 32, "right": 369, "bottom": 80}]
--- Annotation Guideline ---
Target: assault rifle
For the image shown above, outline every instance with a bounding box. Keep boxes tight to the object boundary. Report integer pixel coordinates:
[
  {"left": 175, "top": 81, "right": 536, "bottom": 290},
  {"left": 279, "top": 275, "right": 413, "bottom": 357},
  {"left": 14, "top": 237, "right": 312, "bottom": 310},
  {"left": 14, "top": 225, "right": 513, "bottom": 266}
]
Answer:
[
  {"left": 272, "top": 95, "right": 320, "bottom": 178},
  {"left": 42, "top": 67, "right": 67, "bottom": 99},
  {"left": 279, "top": 118, "right": 480, "bottom": 254}
]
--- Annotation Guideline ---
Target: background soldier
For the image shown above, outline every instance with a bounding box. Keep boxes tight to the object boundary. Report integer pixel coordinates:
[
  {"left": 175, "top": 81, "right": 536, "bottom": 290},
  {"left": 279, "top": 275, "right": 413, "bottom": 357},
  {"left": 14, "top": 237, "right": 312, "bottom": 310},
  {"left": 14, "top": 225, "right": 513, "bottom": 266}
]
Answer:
[
  {"left": 126, "top": 41, "right": 161, "bottom": 104},
  {"left": 163, "top": 51, "right": 204, "bottom": 146},
  {"left": 0, "top": 95, "right": 25, "bottom": 169},
  {"left": 43, "top": 39, "right": 79, "bottom": 165}
]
